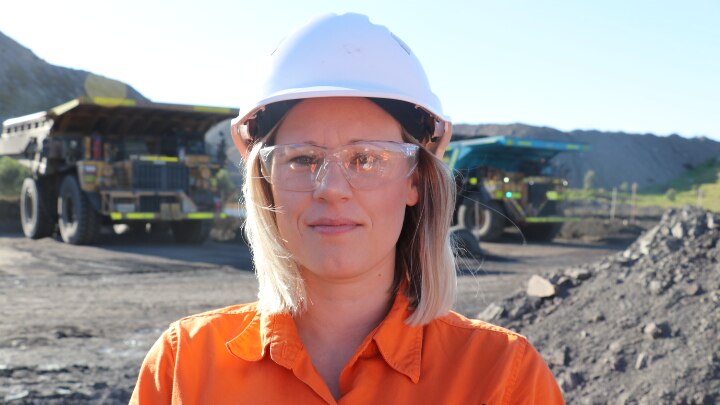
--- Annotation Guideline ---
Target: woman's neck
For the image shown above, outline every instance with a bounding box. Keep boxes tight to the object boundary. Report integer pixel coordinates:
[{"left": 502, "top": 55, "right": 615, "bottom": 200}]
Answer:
[
  {"left": 293, "top": 267, "right": 396, "bottom": 400},
  {"left": 297, "top": 276, "right": 394, "bottom": 343}
]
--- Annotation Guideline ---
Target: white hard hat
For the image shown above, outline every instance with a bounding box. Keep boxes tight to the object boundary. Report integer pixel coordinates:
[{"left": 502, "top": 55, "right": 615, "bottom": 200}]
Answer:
[{"left": 231, "top": 12, "right": 452, "bottom": 158}]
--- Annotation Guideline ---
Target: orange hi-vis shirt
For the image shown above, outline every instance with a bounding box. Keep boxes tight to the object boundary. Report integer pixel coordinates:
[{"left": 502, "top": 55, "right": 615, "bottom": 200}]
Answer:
[{"left": 130, "top": 292, "right": 564, "bottom": 404}]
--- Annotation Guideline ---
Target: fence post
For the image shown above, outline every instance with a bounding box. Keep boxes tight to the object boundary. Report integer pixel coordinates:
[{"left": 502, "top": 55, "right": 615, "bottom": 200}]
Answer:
[
  {"left": 697, "top": 187, "right": 703, "bottom": 208},
  {"left": 630, "top": 182, "right": 637, "bottom": 224}
]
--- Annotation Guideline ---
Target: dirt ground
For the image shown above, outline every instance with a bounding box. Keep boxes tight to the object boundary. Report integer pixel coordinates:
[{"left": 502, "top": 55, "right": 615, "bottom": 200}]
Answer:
[{"left": 0, "top": 219, "right": 632, "bottom": 404}]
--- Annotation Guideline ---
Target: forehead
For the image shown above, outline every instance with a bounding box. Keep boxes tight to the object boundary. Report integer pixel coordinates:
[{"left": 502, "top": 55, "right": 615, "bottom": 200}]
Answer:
[{"left": 274, "top": 97, "right": 403, "bottom": 145}]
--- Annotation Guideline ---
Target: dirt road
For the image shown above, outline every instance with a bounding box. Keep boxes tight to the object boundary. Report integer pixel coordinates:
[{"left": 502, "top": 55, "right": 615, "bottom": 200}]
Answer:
[{"left": 0, "top": 229, "right": 629, "bottom": 403}]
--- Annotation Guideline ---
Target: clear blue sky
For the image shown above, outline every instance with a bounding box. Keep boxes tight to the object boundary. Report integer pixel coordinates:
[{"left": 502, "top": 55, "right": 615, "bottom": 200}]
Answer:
[{"left": 2, "top": 0, "right": 719, "bottom": 140}]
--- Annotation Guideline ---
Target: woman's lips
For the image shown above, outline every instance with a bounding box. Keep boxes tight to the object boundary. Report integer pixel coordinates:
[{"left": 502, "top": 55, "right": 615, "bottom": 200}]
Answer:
[{"left": 308, "top": 219, "right": 360, "bottom": 234}]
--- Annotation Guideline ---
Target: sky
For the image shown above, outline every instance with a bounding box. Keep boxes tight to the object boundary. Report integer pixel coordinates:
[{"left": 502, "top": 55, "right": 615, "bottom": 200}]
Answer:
[{"left": 1, "top": 0, "right": 719, "bottom": 140}]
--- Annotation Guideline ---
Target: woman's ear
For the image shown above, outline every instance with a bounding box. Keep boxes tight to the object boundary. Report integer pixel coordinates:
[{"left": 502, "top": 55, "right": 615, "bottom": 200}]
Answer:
[
  {"left": 406, "top": 175, "right": 420, "bottom": 206},
  {"left": 231, "top": 122, "right": 251, "bottom": 160}
]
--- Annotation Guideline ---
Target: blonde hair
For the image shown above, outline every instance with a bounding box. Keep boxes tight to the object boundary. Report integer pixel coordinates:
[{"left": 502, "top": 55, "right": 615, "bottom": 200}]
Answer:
[{"left": 242, "top": 128, "right": 457, "bottom": 325}]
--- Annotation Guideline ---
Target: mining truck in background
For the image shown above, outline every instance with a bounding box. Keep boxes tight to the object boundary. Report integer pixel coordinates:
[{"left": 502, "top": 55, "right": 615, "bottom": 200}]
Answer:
[
  {"left": 445, "top": 135, "right": 589, "bottom": 242},
  {"left": 0, "top": 97, "right": 237, "bottom": 245}
]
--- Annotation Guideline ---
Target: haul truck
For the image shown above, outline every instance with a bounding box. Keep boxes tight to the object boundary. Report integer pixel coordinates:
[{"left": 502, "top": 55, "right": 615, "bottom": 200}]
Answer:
[
  {"left": 445, "top": 135, "right": 588, "bottom": 242},
  {"left": 0, "top": 97, "right": 238, "bottom": 245}
]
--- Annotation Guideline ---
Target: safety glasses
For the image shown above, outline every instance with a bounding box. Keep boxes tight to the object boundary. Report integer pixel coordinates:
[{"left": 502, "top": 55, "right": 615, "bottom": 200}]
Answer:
[{"left": 258, "top": 141, "right": 419, "bottom": 191}]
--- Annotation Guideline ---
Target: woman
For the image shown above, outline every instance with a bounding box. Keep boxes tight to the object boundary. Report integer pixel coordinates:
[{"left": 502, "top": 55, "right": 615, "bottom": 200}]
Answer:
[{"left": 131, "top": 13, "right": 564, "bottom": 404}]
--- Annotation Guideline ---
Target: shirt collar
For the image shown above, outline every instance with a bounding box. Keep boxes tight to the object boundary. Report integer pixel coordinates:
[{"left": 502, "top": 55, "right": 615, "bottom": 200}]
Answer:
[
  {"left": 226, "top": 292, "right": 423, "bottom": 382},
  {"left": 226, "top": 307, "right": 302, "bottom": 368},
  {"left": 371, "top": 292, "right": 423, "bottom": 383}
]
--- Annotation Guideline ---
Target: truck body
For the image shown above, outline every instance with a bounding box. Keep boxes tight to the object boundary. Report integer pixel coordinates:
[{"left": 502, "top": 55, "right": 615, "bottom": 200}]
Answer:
[
  {"left": 445, "top": 135, "right": 589, "bottom": 242},
  {"left": 0, "top": 97, "right": 238, "bottom": 244}
]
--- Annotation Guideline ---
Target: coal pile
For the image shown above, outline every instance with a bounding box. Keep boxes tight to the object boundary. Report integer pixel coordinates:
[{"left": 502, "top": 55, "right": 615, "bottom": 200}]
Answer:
[{"left": 478, "top": 207, "right": 720, "bottom": 404}]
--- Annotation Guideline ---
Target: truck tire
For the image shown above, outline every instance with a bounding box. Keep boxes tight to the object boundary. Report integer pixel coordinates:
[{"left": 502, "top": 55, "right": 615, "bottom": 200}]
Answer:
[
  {"left": 57, "top": 175, "right": 101, "bottom": 245},
  {"left": 20, "top": 178, "right": 55, "bottom": 239},
  {"left": 521, "top": 201, "right": 562, "bottom": 242},
  {"left": 450, "top": 225, "right": 483, "bottom": 258},
  {"left": 171, "top": 220, "right": 211, "bottom": 244},
  {"left": 458, "top": 199, "right": 505, "bottom": 242},
  {"left": 520, "top": 223, "right": 562, "bottom": 242}
]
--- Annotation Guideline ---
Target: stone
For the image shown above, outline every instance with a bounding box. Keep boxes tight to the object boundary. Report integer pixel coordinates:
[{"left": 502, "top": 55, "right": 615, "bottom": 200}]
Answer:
[
  {"left": 566, "top": 268, "right": 592, "bottom": 281},
  {"left": 635, "top": 352, "right": 648, "bottom": 370},
  {"left": 477, "top": 303, "right": 505, "bottom": 321},
  {"left": 548, "top": 347, "right": 569, "bottom": 366},
  {"left": 649, "top": 280, "right": 664, "bottom": 295},
  {"left": 588, "top": 311, "right": 606, "bottom": 323},
  {"left": 4, "top": 390, "right": 30, "bottom": 401},
  {"left": 707, "top": 213, "right": 718, "bottom": 229},
  {"left": 508, "top": 299, "right": 532, "bottom": 320},
  {"left": 558, "top": 371, "right": 583, "bottom": 393},
  {"left": 55, "top": 388, "right": 73, "bottom": 395},
  {"left": 527, "top": 275, "right": 556, "bottom": 298},
  {"left": 671, "top": 222, "right": 685, "bottom": 239},
  {"left": 684, "top": 283, "right": 701, "bottom": 296},
  {"left": 37, "top": 363, "right": 66, "bottom": 373},
  {"left": 603, "top": 354, "right": 626, "bottom": 372},
  {"left": 643, "top": 322, "right": 668, "bottom": 339},
  {"left": 554, "top": 275, "right": 573, "bottom": 288}
]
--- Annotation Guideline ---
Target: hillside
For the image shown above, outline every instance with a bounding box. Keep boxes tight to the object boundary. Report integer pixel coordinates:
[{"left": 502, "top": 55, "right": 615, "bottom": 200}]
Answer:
[
  {"left": 454, "top": 123, "right": 720, "bottom": 189},
  {"left": 0, "top": 31, "right": 147, "bottom": 123},
  {"left": 4, "top": 28, "right": 719, "bottom": 193}
]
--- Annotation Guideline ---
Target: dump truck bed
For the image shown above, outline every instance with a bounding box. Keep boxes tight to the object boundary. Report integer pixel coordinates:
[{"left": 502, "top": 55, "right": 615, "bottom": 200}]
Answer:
[
  {"left": 446, "top": 135, "right": 589, "bottom": 173},
  {"left": 0, "top": 97, "right": 238, "bottom": 157}
]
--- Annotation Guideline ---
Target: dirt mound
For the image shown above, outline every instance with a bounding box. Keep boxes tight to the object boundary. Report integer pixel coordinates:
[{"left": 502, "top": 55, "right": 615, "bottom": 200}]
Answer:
[
  {"left": 478, "top": 206, "right": 720, "bottom": 404},
  {"left": 559, "top": 219, "right": 646, "bottom": 243}
]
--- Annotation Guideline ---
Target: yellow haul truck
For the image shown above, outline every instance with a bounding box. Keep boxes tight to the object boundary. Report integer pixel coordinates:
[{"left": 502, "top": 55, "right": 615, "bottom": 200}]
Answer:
[{"left": 0, "top": 97, "right": 237, "bottom": 245}]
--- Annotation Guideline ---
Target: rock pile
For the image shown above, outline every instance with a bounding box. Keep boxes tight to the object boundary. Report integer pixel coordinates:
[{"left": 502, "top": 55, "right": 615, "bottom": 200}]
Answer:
[{"left": 478, "top": 206, "right": 720, "bottom": 404}]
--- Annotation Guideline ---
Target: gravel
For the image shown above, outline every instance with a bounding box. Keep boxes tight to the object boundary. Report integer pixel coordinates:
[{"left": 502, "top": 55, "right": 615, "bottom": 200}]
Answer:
[{"left": 478, "top": 206, "right": 720, "bottom": 404}]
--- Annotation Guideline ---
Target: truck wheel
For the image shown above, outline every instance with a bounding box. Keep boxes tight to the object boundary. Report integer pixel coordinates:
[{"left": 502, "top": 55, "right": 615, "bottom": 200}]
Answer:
[
  {"left": 450, "top": 225, "right": 483, "bottom": 258},
  {"left": 520, "top": 223, "right": 562, "bottom": 242},
  {"left": 57, "top": 175, "right": 101, "bottom": 245},
  {"left": 458, "top": 199, "right": 505, "bottom": 242},
  {"left": 127, "top": 223, "right": 149, "bottom": 234},
  {"left": 20, "top": 178, "right": 55, "bottom": 239},
  {"left": 171, "top": 220, "right": 211, "bottom": 244}
]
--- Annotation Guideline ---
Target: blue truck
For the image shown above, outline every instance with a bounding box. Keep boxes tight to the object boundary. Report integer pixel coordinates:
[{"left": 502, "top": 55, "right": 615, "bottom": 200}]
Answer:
[{"left": 445, "top": 135, "right": 589, "bottom": 242}]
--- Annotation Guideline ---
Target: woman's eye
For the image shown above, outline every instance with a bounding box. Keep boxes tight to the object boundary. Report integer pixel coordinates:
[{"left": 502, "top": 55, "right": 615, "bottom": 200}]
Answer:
[
  {"left": 288, "top": 155, "right": 319, "bottom": 169},
  {"left": 351, "top": 153, "right": 378, "bottom": 169}
]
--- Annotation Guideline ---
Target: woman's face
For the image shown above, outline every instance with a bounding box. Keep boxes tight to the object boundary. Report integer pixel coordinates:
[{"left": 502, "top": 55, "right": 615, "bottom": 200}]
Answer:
[{"left": 270, "top": 97, "right": 419, "bottom": 284}]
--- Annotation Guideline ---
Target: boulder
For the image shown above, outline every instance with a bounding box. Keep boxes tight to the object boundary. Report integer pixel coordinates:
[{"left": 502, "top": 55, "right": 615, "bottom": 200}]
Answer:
[{"left": 527, "top": 275, "right": 556, "bottom": 298}]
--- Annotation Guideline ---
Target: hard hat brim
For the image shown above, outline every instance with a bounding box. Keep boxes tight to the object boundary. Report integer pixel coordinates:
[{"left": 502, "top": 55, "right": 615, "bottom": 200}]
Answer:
[
  {"left": 233, "top": 86, "right": 450, "bottom": 129},
  {"left": 231, "top": 88, "right": 452, "bottom": 160}
]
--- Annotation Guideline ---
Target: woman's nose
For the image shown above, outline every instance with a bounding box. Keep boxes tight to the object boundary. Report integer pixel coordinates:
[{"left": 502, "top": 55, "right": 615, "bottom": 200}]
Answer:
[{"left": 312, "top": 161, "right": 353, "bottom": 200}]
